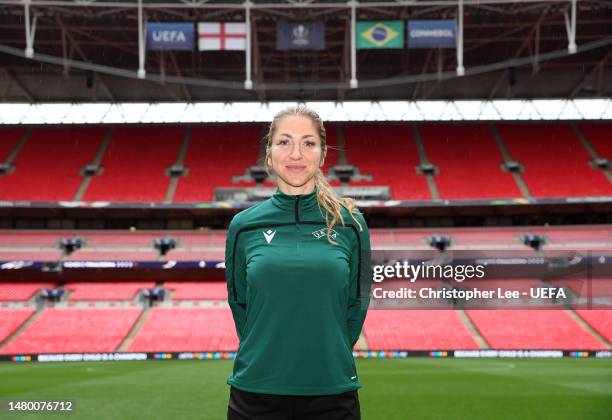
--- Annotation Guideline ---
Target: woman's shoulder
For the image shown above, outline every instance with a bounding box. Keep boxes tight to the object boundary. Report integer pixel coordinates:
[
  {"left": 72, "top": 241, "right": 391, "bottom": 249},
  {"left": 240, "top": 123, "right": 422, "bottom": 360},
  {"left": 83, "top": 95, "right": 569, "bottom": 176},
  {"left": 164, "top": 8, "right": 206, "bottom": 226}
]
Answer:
[{"left": 228, "top": 199, "right": 274, "bottom": 230}]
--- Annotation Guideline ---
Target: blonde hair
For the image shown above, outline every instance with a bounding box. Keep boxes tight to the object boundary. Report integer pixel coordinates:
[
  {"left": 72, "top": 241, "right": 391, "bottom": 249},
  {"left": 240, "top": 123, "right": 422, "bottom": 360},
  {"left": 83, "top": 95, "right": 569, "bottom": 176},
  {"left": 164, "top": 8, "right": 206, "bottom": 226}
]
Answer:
[{"left": 264, "top": 105, "right": 363, "bottom": 242}]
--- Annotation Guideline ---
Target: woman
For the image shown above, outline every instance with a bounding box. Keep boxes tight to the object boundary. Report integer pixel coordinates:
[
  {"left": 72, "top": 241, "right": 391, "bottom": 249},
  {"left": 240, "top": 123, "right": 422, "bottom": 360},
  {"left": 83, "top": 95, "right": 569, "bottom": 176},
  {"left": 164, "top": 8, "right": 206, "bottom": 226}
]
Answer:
[{"left": 225, "top": 105, "right": 371, "bottom": 420}]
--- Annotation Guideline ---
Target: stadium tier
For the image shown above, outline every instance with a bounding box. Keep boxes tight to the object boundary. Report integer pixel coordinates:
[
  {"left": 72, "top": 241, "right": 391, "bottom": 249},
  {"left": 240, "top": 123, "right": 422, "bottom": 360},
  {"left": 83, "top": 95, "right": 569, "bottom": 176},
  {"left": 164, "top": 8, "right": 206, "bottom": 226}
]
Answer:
[
  {"left": 83, "top": 126, "right": 184, "bottom": 202},
  {"left": 363, "top": 309, "right": 481, "bottom": 350},
  {"left": 0, "top": 308, "right": 142, "bottom": 354},
  {"left": 0, "top": 309, "right": 35, "bottom": 344},
  {"left": 343, "top": 124, "right": 431, "bottom": 199},
  {"left": 574, "top": 310, "right": 612, "bottom": 342},
  {"left": 165, "top": 281, "right": 228, "bottom": 300},
  {"left": 126, "top": 307, "right": 238, "bottom": 352},
  {"left": 466, "top": 309, "right": 607, "bottom": 350},
  {"left": 65, "top": 281, "right": 156, "bottom": 301},
  {"left": 0, "top": 282, "right": 56, "bottom": 301},
  {"left": 0, "top": 128, "right": 25, "bottom": 161},
  {"left": 0, "top": 225, "right": 608, "bottom": 262},
  {"left": 172, "top": 125, "right": 261, "bottom": 201},
  {"left": 496, "top": 124, "right": 610, "bottom": 198},
  {"left": 578, "top": 123, "right": 612, "bottom": 160},
  {"left": 418, "top": 124, "right": 521, "bottom": 199},
  {"left": 0, "top": 127, "right": 105, "bottom": 201},
  {"left": 1, "top": 123, "right": 608, "bottom": 202},
  {"left": 0, "top": 298, "right": 609, "bottom": 353}
]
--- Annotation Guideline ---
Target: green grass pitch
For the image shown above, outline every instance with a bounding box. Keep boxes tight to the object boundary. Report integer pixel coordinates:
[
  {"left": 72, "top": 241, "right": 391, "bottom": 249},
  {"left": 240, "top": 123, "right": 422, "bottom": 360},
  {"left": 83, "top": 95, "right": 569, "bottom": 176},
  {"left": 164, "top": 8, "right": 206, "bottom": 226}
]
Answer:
[{"left": 1, "top": 358, "right": 611, "bottom": 419}]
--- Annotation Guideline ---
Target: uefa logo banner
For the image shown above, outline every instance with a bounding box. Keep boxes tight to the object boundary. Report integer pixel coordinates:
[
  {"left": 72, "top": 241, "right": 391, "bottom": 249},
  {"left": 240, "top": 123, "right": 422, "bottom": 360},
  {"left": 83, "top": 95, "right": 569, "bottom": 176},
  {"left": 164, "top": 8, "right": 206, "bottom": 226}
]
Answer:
[
  {"left": 276, "top": 21, "right": 325, "bottom": 50},
  {"left": 145, "top": 23, "right": 194, "bottom": 51}
]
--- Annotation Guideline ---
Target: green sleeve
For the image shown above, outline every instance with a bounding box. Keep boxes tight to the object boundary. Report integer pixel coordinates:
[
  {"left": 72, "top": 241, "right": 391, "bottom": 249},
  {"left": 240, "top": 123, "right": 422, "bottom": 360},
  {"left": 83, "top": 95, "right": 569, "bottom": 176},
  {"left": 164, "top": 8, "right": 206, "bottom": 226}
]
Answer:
[
  {"left": 347, "top": 213, "right": 372, "bottom": 348},
  {"left": 225, "top": 216, "right": 247, "bottom": 340}
]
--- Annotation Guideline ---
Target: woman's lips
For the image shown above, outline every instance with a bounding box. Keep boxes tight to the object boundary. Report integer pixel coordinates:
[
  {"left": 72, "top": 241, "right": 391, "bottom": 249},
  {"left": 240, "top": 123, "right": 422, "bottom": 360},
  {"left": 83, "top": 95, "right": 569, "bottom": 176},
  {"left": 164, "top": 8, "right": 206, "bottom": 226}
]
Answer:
[{"left": 286, "top": 165, "right": 306, "bottom": 171}]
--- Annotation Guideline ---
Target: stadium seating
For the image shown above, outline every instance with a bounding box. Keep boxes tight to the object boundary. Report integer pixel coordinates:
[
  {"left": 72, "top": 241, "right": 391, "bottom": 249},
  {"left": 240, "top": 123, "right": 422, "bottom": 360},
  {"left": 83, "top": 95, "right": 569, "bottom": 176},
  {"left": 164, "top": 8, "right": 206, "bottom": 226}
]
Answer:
[
  {"left": 65, "top": 281, "right": 155, "bottom": 301},
  {"left": 0, "top": 308, "right": 141, "bottom": 354},
  {"left": 0, "top": 309, "right": 35, "bottom": 343},
  {"left": 164, "top": 281, "right": 227, "bottom": 300},
  {"left": 0, "top": 225, "right": 609, "bottom": 262},
  {"left": 496, "top": 124, "right": 611, "bottom": 197},
  {"left": 575, "top": 309, "right": 612, "bottom": 342},
  {"left": 343, "top": 124, "right": 431, "bottom": 199},
  {"left": 173, "top": 125, "right": 261, "bottom": 202},
  {"left": 419, "top": 124, "right": 521, "bottom": 199},
  {"left": 578, "top": 123, "right": 612, "bottom": 160},
  {"left": 363, "top": 309, "right": 480, "bottom": 350},
  {"left": 83, "top": 126, "right": 183, "bottom": 201},
  {"left": 0, "top": 127, "right": 25, "bottom": 161},
  {"left": 0, "top": 282, "right": 56, "bottom": 301},
  {"left": 1, "top": 123, "right": 610, "bottom": 202},
  {"left": 466, "top": 309, "right": 606, "bottom": 349},
  {"left": 0, "top": 127, "right": 105, "bottom": 201},
  {"left": 127, "top": 307, "right": 238, "bottom": 352}
]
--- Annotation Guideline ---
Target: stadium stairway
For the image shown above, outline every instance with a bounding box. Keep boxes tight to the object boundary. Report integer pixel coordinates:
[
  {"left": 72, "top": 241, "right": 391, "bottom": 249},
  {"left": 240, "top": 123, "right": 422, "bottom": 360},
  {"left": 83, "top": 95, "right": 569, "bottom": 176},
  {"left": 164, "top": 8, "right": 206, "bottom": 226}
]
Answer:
[
  {"left": 489, "top": 123, "right": 532, "bottom": 199},
  {"left": 456, "top": 309, "right": 490, "bottom": 349},
  {"left": 117, "top": 307, "right": 153, "bottom": 351},
  {"left": 566, "top": 308, "right": 612, "bottom": 349},
  {"left": 164, "top": 126, "right": 192, "bottom": 203},
  {"left": 0, "top": 307, "right": 44, "bottom": 351},
  {"left": 572, "top": 122, "right": 612, "bottom": 184},
  {"left": 411, "top": 124, "right": 440, "bottom": 200},
  {"left": 73, "top": 127, "right": 113, "bottom": 201},
  {"left": 0, "top": 127, "right": 31, "bottom": 171}
]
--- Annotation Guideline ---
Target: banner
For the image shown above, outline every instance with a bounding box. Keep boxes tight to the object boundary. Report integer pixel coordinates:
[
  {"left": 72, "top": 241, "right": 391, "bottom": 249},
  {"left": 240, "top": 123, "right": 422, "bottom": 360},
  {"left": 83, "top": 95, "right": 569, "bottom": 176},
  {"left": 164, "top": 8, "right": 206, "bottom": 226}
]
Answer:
[
  {"left": 408, "top": 20, "right": 457, "bottom": 49},
  {"left": 198, "top": 22, "right": 247, "bottom": 51},
  {"left": 276, "top": 21, "right": 325, "bottom": 50},
  {"left": 145, "top": 23, "right": 194, "bottom": 51},
  {"left": 356, "top": 21, "right": 404, "bottom": 49}
]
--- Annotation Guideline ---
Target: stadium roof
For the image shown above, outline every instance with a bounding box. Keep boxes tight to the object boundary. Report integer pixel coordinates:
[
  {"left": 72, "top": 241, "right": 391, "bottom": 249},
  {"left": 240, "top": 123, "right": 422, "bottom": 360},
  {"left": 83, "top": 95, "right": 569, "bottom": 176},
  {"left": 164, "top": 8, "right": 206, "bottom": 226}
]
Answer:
[{"left": 0, "top": 0, "right": 610, "bottom": 102}]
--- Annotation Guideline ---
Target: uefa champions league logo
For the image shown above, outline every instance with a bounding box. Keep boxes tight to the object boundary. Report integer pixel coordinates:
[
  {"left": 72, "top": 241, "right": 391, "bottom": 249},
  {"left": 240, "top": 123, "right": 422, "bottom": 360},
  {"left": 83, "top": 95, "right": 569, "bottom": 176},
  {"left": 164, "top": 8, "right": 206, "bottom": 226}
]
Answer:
[{"left": 292, "top": 24, "right": 310, "bottom": 46}]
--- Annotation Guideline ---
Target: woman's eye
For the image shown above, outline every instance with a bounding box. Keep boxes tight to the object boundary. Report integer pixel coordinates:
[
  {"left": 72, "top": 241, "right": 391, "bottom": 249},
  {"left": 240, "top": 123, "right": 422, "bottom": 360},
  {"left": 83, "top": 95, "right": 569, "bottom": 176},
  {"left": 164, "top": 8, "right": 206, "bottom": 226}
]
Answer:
[
  {"left": 277, "top": 139, "right": 289, "bottom": 145},
  {"left": 305, "top": 141, "right": 316, "bottom": 147}
]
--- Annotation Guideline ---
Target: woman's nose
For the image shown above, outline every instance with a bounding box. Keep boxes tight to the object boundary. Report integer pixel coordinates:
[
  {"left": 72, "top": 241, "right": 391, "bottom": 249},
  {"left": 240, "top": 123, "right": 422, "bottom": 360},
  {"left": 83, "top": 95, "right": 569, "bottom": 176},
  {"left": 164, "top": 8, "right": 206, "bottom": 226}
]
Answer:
[{"left": 289, "top": 143, "right": 302, "bottom": 159}]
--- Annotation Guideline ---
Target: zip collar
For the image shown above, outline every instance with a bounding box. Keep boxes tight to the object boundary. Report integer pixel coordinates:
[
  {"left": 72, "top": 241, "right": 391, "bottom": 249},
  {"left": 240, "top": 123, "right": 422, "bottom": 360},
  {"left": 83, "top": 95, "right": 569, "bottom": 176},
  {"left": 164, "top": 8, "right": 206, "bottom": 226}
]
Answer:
[{"left": 271, "top": 187, "right": 319, "bottom": 222}]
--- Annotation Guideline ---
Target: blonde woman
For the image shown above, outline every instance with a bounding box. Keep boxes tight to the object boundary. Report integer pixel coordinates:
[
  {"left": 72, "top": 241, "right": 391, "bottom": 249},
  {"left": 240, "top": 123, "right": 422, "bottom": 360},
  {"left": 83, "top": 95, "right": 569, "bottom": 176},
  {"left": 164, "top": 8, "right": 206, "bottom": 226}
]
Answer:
[{"left": 225, "top": 106, "right": 371, "bottom": 419}]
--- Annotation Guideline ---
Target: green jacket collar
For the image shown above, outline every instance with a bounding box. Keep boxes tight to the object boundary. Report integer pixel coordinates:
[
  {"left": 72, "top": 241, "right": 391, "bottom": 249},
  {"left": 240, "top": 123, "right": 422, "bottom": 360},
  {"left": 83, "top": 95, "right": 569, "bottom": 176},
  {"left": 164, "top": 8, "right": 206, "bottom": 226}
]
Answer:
[{"left": 271, "top": 186, "right": 319, "bottom": 213}]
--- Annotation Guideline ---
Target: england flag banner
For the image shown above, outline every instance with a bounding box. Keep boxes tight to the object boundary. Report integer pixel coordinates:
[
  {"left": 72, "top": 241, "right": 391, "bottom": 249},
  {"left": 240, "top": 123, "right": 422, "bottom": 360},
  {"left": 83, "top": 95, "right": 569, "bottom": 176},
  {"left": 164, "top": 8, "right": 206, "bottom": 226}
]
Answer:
[{"left": 198, "top": 22, "right": 247, "bottom": 51}]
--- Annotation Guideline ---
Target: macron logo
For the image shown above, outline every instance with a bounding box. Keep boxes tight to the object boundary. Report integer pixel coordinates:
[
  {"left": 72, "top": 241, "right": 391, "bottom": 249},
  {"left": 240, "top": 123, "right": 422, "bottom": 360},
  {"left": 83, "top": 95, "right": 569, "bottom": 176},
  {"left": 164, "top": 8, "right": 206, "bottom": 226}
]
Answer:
[{"left": 263, "top": 229, "right": 276, "bottom": 244}]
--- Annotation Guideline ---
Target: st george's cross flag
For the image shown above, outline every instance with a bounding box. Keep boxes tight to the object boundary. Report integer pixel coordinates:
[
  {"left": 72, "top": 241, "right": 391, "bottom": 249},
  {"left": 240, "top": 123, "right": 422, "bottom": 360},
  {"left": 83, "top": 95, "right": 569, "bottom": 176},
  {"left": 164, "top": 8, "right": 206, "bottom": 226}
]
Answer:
[{"left": 198, "top": 22, "right": 247, "bottom": 51}]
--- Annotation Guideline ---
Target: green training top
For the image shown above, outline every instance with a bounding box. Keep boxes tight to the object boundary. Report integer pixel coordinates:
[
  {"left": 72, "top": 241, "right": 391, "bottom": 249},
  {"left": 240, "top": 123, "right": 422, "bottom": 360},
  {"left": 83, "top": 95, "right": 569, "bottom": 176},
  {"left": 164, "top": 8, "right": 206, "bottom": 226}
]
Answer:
[{"left": 225, "top": 187, "right": 371, "bottom": 396}]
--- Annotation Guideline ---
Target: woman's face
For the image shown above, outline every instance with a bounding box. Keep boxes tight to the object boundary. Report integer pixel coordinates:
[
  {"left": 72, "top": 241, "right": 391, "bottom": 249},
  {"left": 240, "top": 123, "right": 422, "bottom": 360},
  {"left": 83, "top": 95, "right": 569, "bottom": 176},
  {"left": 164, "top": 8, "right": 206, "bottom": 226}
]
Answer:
[{"left": 268, "top": 115, "right": 325, "bottom": 195}]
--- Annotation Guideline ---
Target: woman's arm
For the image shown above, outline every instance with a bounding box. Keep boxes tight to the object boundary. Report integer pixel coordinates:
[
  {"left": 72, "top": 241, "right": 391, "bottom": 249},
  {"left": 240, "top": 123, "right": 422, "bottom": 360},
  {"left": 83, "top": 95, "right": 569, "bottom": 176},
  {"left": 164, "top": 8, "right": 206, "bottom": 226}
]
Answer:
[
  {"left": 225, "top": 216, "right": 248, "bottom": 340},
  {"left": 347, "top": 214, "right": 372, "bottom": 348}
]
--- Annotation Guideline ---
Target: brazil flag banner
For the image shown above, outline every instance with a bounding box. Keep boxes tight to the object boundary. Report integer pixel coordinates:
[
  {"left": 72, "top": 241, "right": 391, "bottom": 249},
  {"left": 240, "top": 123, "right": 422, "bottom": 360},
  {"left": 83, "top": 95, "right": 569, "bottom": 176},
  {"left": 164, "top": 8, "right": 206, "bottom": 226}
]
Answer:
[{"left": 356, "top": 21, "right": 404, "bottom": 49}]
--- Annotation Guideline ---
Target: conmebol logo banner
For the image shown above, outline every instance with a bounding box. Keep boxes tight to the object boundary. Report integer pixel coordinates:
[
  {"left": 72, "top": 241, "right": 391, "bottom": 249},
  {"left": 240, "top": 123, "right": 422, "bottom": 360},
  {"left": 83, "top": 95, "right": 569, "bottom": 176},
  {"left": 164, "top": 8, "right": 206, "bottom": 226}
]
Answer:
[
  {"left": 145, "top": 23, "right": 194, "bottom": 51},
  {"left": 407, "top": 20, "right": 456, "bottom": 49}
]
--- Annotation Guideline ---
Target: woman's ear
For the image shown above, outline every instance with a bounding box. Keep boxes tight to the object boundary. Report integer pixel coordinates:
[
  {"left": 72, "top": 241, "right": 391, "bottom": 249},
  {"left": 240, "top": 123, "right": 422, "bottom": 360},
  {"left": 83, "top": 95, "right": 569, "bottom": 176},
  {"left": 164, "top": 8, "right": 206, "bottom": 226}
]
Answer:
[{"left": 319, "top": 149, "right": 326, "bottom": 168}]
